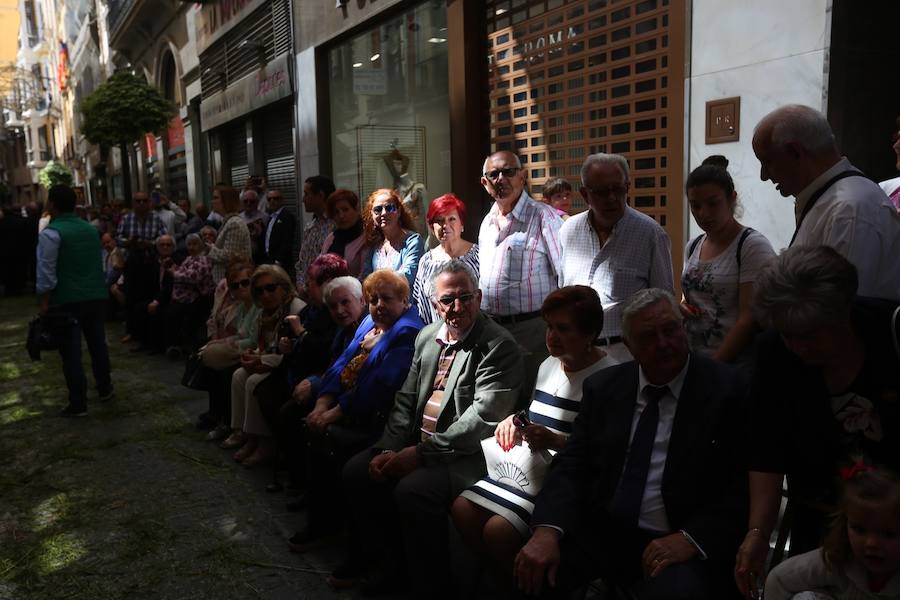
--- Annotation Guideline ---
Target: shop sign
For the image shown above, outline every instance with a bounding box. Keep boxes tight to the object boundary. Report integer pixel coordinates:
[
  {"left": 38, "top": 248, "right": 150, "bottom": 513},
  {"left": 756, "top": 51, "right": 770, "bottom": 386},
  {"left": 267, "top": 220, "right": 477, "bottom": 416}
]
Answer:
[
  {"left": 167, "top": 117, "right": 185, "bottom": 149},
  {"left": 195, "top": 0, "right": 268, "bottom": 55},
  {"left": 200, "top": 54, "right": 293, "bottom": 132},
  {"left": 352, "top": 68, "right": 387, "bottom": 95}
]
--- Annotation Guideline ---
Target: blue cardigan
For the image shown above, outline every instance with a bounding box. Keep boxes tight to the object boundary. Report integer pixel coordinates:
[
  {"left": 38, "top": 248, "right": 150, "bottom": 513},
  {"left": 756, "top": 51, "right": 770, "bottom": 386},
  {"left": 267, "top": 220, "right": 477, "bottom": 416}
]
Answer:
[
  {"left": 361, "top": 231, "right": 425, "bottom": 295},
  {"left": 319, "top": 305, "right": 424, "bottom": 419}
]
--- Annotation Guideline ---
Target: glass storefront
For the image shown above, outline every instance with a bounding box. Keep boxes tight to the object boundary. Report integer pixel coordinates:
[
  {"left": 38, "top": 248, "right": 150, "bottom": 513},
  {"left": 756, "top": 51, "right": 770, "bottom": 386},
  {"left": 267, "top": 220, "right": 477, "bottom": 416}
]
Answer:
[{"left": 328, "top": 0, "right": 450, "bottom": 230}]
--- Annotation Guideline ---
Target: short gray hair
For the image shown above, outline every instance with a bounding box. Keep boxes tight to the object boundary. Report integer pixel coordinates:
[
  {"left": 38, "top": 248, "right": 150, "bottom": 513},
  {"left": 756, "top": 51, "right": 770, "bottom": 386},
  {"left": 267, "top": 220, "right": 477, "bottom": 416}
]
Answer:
[
  {"left": 762, "top": 105, "right": 838, "bottom": 157},
  {"left": 581, "top": 153, "right": 630, "bottom": 187},
  {"left": 621, "top": 288, "right": 681, "bottom": 346},
  {"left": 185, "top": 233, "right": 201, "bottom": 245},
  {"left": 754, "top": 245, "right": 857, "bottom": 335},
  {"left": 323, "top": 275, "right": 364, "bottom": 303},
  {"left": 240, "top": 189, "right": 258, "bottom": 202},
  {"left": 431, "top": 259, "right": 479, "bottom": 292},
  {"left": 482, "top": 151, "right": 522, "bottom": 175}
]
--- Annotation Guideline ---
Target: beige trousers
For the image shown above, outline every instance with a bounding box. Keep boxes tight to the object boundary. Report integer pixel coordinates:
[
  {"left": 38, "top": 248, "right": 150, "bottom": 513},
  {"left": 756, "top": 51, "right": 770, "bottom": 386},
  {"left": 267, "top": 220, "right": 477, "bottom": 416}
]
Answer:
[{"left": 230, "top": 367, "right": 272, "bottom": 436}]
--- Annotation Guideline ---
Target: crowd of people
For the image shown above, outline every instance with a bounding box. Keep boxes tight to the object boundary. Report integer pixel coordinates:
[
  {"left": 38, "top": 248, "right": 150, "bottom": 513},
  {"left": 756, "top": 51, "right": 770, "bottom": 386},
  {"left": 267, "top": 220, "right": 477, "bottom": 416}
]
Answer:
[{"left": 30, "top": 103, "right": 900, "bottom": 599}]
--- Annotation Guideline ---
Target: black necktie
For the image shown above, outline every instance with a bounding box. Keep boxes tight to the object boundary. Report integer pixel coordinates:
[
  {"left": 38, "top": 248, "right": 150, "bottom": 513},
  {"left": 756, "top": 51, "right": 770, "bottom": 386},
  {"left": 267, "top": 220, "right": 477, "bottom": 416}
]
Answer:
[{"left": 609, "top": 384, "right": 670, "bottom": 528}]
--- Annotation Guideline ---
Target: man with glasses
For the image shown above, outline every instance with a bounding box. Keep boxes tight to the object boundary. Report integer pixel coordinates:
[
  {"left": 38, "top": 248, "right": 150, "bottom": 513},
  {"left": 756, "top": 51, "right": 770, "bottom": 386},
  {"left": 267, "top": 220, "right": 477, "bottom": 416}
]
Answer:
[
  {"left": 339, "top": 259, "right": 524, "bottom": 595},
  {"left": 478, "top": 150, "right": 563, "bottom": 376},
  {"left": 262, "top": 189, "right": 297, "bottom": 280},
  {"left": 559, "top": 153, "right": 674, "bottom": 362}
]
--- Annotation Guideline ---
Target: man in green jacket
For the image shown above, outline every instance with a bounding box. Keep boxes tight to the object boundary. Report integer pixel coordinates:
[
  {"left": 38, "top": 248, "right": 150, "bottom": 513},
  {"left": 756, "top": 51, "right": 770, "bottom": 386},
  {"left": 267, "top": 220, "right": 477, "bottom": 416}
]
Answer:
[
  {"left": 37, "top": 185, "right": 112, "bottom": 417},
  {"left": 336, "top": 259, "right": 525, "bottom": 595}
]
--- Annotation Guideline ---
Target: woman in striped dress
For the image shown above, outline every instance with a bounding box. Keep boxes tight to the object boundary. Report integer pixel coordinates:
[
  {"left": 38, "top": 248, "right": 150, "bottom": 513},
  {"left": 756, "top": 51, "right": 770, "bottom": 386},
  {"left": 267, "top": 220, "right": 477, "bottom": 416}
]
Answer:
[{"left": 452, "top": 286, "right": 618, "bottom": 596}]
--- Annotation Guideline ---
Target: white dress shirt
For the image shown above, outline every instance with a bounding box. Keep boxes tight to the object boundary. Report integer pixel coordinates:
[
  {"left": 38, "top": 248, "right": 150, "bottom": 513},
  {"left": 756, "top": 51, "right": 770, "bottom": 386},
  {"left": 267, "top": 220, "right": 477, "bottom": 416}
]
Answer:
[
  {"left": 630, "top": 359, "right": 690, "bottom": 533},
  {"left": 793, "top": 157, "right": 900, "bottom": 300}
]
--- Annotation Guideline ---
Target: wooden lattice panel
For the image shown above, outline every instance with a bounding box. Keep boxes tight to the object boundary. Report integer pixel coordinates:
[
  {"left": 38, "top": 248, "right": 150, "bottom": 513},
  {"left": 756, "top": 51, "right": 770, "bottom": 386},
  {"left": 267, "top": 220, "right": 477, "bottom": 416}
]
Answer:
[{"left": 485, "top": 0, "right": 684, "bottom": 240}]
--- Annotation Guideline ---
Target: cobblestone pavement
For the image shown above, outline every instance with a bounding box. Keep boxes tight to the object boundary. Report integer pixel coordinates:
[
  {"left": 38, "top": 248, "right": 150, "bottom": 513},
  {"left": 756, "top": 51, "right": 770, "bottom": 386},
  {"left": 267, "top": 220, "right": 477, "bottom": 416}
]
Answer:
[{"left": 0, "top": 296, "right": 376, "bottom": 600}]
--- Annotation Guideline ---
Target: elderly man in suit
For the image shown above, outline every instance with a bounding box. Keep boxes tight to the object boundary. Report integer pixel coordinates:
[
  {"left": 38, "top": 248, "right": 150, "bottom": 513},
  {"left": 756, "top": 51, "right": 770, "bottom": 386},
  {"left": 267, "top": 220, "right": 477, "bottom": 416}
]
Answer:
[
  {"left": 262, "top": 188, "right": 297, "bottom": 279},
  {"left": 335, "top": 259, "right": 525, "bottom": 596},
  {"left": 514, "top": 288, "right": 747, "bottom": 599}
]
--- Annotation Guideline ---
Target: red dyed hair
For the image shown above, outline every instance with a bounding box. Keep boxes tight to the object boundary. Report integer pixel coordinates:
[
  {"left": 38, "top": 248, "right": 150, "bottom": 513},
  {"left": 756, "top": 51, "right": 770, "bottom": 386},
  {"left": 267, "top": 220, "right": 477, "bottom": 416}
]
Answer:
[
  {"left": 306, "top": 253, "right": 350, "bottom": 286},
  {"left": 426, "top": 193, "right": 467, "bottom": 225}
]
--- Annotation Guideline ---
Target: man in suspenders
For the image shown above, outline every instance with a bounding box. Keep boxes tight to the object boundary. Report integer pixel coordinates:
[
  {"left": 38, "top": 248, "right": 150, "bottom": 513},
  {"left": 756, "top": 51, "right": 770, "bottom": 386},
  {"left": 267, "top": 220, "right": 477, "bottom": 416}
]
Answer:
[{"left": 752, "top": 104, "right": 900, "bottom": 300}]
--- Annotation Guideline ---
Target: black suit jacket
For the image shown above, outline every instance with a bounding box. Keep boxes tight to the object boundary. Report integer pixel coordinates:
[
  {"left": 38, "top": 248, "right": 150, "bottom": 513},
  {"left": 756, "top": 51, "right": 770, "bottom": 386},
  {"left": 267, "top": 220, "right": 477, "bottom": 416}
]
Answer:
[
  {"left": 531, "top": 355, "right": 748, "bottom": 562},
  {"left": 265, "top": 209, "right": 297, "bottom": 276}
]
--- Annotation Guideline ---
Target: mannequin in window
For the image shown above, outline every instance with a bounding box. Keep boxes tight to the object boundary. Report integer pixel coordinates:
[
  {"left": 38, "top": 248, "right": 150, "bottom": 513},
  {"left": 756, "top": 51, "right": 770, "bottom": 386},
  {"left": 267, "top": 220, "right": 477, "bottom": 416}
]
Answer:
[{"left": 383, "top": 145, "right": 427, "bottom": 236}]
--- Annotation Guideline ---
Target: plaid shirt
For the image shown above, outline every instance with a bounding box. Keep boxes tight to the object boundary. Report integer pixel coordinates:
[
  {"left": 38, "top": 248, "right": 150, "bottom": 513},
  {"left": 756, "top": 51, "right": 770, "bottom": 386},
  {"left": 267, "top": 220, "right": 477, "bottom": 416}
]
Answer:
[
  {"left": 478, "top": 191, "right": 563, "bottom": 316},
  {"left": 294, "top": 214, "right": 334, "bottom": 288},
  {"left": 559, "top": 206, "right": 673, "bottom": 337},
  {"left": 116, "top": 211, "right": 167, "bottom": 245},
  {"left": 208, "top": 215, "right": 252, "bottom": 283}
]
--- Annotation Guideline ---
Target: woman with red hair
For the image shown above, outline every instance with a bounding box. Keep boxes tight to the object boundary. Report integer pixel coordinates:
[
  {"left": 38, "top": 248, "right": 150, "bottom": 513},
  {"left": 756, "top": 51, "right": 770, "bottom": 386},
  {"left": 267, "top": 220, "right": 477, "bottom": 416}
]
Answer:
[
  {"left": 360, "top": 188, "right": 424, "bottom": 294},
  {"left": 412, "top": 193, "right": 480, "bottom": 324}
]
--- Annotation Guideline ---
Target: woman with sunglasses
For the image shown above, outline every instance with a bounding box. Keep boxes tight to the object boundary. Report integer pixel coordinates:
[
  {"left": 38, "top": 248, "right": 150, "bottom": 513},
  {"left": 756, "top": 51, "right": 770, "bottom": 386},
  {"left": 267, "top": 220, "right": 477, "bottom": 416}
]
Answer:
[
  {"left": 451, "top": 286, "right": 619, "bottom": 596},
  {"left": 412, "top": 193, "right": 480, "bottom": 324},
  {"left": 287, "top": 269, "right": 423, "bottom": 553},
  {"left": 221, "top": 264, "right": 306, "bottom": 467},
  {"left": 360, "top": 188, "right": 425, "bottom": 295},
  {"left": 196, "top": 259, "right": 261, "bottom": 437}
]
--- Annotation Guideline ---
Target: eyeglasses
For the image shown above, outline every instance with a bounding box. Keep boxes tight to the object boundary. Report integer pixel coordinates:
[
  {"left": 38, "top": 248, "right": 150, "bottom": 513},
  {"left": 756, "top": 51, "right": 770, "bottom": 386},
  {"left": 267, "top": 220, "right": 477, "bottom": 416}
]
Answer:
[
  {"left": 228, "top": 278, "right": 251, "bottom": 290},
  {"left": 484, "top": 167, "right": 520, "bottom": 181},
  {"left": 584, "top": 184, "right": 628, "bottom": 199},
  {"left": 372, "top": 204, "right": 398, "bottom": 215},
  {"left": 254, "top": 283, "right": 280, "bottom": 294},
  {"left": 436, "top": 293, "right": 476, "bottom": 307}
]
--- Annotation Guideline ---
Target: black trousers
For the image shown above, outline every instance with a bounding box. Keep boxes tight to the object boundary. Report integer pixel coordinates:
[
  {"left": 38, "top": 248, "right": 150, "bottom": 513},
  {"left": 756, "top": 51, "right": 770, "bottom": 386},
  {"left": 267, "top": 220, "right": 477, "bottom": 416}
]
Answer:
[
  {"left": 204, "top": 365, "right": 236, "bottom": 424},
  {"left": 342, "top": 447, "right": 455, "bottom": 597},
  {"left": 48, "top": 300, "right": 112, "bottom": 410},
  {"left": 256, "top": 371, "right": 309, "bottom": 486}
]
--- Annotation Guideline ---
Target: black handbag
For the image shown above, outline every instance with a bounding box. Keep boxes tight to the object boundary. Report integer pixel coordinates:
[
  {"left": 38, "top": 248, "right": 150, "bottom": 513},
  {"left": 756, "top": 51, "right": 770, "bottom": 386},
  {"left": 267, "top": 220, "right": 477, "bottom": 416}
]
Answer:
[
  {"left": 26, "top": 314, "right": 58, "bottom": 361},
  {"left": 181, "top": 352, "right": 208, "bottom": 390}
]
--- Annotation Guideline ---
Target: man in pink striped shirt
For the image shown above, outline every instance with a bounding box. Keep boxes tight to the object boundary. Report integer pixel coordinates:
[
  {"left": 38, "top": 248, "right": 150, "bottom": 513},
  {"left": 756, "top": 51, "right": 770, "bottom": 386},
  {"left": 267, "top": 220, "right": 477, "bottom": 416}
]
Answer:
[{"left": 478, "top": 151, "right": 563, "bottom": 379}]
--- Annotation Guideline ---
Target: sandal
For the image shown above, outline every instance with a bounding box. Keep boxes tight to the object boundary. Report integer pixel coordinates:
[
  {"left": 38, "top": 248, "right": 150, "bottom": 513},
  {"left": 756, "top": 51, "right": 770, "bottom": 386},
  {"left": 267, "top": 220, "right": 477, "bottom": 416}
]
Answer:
[{"left": 219, "top": 432, "right": 245, "bottom": 450}]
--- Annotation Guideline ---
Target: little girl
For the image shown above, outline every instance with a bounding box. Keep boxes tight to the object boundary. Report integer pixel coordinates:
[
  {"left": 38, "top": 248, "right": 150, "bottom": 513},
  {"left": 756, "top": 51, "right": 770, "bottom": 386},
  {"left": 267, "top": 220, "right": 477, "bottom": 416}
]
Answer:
[{"left": 765, "top": 464, "right": 900, "bottom": 599}]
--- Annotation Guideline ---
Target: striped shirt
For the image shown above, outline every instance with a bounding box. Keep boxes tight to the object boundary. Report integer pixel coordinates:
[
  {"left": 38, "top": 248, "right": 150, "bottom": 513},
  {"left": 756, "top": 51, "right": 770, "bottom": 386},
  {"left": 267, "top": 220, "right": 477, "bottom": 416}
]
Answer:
[
  {"left": 559, "top": 206, "right": 673, "bottom": 337},
  {"left": 478, "top": 191, "right": 563, "bottom": 316},
  {"left": 412, "top": 244, "right": 480, "bottom": 325},
  {"left": 419, "top": 323, "right": 472, "bottom": 440},
  {"left": 294, "top": 214, "right": 334, "bottom": 288},
  {"left": 208, "top": 214, "right": 252, "bottom": 284}
]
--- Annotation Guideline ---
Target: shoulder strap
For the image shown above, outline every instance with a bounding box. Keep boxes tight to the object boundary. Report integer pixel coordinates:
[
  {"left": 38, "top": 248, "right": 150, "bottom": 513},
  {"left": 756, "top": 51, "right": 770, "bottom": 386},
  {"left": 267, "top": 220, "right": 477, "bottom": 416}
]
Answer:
[
  {"left": 789, "top": 171, "right": 866, "bottom": 247},
  {"left": 735, "top": 227, "right": 754, "bottom": 270},
  {"left": 688, "top": 235, "right": 703, "bottom": 258}
]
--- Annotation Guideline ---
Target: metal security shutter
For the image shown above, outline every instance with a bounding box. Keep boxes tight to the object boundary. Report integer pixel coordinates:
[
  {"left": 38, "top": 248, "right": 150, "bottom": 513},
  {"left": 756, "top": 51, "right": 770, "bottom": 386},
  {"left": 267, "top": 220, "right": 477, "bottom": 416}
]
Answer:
[
  {"left": 227, "top": 120, "right": 249, "bottom": 187},
  {"left": 261, "top": 102, "right": 298, "bottom": 250},
  {"left": 485, "top": 0, "right": 686, "bottom": 271}
]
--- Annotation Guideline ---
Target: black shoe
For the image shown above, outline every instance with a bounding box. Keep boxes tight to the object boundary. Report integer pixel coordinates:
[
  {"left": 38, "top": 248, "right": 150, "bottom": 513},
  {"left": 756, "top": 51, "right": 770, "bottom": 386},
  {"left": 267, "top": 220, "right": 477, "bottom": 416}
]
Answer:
[
  {"left": 328, "top": 554, "right": 365, "bottom": 590},
  {"left": 287, "top": 527, "right": 330, "bottom": 553},
  {"left": 61, "top": 405, "right": 88, "bottom": 418},
  {"left": 98, "top": 387, "right": 114, "bottom": 402},
  {"left": 285, "top": 495, "right": 307, "bottom": 512}
]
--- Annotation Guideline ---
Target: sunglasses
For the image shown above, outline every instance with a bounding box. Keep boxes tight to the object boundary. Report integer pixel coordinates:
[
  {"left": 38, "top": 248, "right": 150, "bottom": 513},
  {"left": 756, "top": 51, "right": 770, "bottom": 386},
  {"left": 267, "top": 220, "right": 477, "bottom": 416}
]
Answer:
[
  {"left": 372, "top": 204, "right": 398, "bottom": 215},
  {"left": 484, "top": 167, "right": 520, "bottom": 181},
  {"left": 436, "top": 293, "right": 476, "bottom": 307},
  {"left": 228, "top": 278, "right": 251, "bottom": 290},
  {"left": 584, "top": 185, "right": 628, "bottom": 199},
  {"left": 254, "top": 283, "right": 280, "bottom": 294}
]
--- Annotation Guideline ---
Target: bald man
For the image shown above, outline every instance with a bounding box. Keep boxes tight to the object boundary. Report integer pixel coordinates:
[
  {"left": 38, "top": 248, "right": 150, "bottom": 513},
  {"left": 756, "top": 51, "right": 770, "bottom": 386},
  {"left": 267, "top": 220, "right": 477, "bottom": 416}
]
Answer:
[
  {"left": 753, "top": 104, "right": 900, "bottom": 299},
  {"left": 478, "top": 150, "right": 563, "bottom": 378}
]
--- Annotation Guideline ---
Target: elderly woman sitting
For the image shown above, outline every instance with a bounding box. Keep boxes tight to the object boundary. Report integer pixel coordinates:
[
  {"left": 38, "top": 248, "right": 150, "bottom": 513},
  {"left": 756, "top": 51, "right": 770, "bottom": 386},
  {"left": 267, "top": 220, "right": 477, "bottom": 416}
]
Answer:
[
  {"left": 287, "top": 269, "right": 424, "bottom": 552},
  {"left": 735, "top": 245, "right": 900, "bottom": 598},
  {"left": 220, "top": 265, "right": 305, "bottom": 467},
  {"left": 163, "top": 233, "right": 216, "bottom": 358}
]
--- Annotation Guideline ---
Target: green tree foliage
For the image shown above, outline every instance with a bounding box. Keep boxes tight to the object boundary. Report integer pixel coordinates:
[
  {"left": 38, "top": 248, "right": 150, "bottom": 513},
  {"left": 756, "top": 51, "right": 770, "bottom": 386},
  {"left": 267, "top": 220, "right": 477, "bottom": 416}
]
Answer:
[
  {"left": 79, "top": 70, "right": 176, "bottom": 147},
  {"left": 38, "top": 160, "right": 73, "bottom": 189}
]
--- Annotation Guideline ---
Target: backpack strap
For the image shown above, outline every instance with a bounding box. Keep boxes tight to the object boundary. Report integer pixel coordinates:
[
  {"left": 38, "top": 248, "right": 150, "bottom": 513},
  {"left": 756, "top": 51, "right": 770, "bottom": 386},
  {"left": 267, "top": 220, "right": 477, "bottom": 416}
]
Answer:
[
  {"left": 735, "top": 227, "right": 754, "bottom": 271},
  {"left": 687, "top": 234, "right": 703, "bottom": 259}
]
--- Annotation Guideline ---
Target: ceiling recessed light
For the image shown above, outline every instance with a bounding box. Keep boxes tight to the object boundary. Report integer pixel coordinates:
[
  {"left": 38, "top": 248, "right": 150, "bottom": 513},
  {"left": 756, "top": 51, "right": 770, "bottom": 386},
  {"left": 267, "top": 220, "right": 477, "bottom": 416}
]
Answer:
[
  {"left": 427, "top": 37, "right": 447, "bottom": 43},
  {"left": 352, "top": 62, "right": 363, "bottom": 68},
  {"left": 370, "top": 53, "right": 380, "bottom": 61}
]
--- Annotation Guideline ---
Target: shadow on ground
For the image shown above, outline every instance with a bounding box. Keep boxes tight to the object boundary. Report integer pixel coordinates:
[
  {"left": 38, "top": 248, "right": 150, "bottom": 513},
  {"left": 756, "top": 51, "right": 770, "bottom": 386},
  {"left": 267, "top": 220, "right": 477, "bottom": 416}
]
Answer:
[{"left": 0, "top": 296, "right": 364, "bottom": 600}]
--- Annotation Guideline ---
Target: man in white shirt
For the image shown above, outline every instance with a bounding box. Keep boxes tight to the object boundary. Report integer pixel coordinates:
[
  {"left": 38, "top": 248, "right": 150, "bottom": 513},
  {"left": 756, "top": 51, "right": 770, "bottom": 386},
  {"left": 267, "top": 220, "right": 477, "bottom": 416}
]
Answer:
[
  {"left": 559, "top": 153, "right": 674, "bottom": 362},
  {"left": 514, "top": 289, "right": 746, "bottom": 599},
  {"left": 478, "top": 150, "right": 563, "bottom": 374},
  {"left": 753, "top": 104, "right": 900, "bottom": 300}
]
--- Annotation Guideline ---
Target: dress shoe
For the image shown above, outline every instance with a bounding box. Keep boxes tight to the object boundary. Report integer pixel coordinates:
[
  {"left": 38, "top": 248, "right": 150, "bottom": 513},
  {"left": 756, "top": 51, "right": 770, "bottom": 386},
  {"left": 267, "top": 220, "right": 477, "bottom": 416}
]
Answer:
[
  {"left": 220, "top": 432, "right": 245, "bottom": 449},
  {"left": 60, "top": 405, "right": 88, "bottom": 418}
]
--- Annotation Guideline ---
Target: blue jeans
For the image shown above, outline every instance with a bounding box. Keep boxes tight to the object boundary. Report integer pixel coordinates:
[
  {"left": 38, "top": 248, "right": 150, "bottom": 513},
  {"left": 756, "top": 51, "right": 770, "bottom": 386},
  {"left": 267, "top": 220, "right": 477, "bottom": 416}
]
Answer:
[{"left": 50, "top": 300, "right": 111, "bottom": 410}]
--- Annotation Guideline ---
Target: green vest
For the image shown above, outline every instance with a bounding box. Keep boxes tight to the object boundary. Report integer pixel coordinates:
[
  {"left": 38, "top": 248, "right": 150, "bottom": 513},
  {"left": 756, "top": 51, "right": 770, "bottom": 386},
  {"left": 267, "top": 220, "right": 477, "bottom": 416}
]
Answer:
[{"left": 46, "top": 213, "right": 108, "bottom": 306}]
